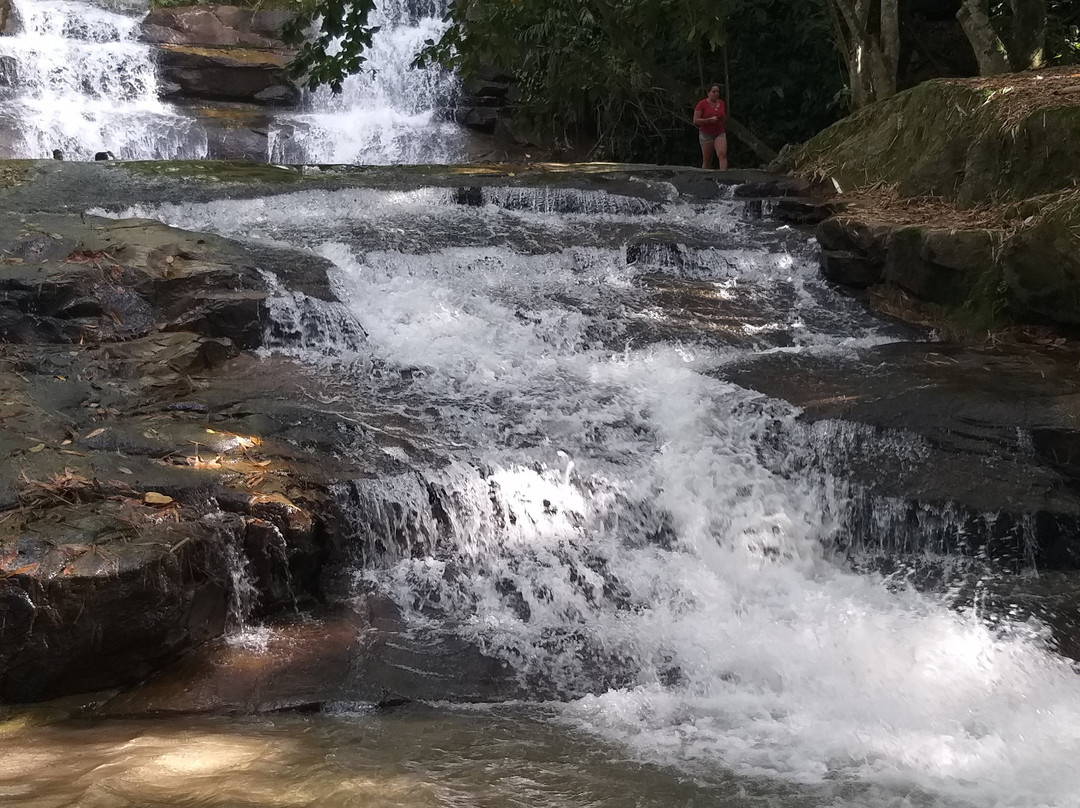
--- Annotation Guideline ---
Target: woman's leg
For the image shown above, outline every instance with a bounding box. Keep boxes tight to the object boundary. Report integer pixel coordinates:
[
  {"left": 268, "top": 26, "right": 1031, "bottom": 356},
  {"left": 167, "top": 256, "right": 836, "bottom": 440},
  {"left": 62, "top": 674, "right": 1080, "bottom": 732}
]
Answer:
[
  {"left": 714, "top": 134, "right": 728, "bottom": 170},
  {"left": 700, "top": 138, "right": 713, "bottom": 169}
]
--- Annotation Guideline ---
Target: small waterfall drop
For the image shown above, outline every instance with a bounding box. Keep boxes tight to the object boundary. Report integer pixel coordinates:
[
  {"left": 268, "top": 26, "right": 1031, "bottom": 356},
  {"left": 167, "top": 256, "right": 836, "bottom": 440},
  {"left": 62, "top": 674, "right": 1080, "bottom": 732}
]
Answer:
[
  {"left": 269, "top": 0, "right": 465, "bottom": 164},
  {"left": 0, "top": 0, "right": 207, "bottom": 159},
  {"left": 99, "top": 181, "right": 1080, "bottom": 807}
]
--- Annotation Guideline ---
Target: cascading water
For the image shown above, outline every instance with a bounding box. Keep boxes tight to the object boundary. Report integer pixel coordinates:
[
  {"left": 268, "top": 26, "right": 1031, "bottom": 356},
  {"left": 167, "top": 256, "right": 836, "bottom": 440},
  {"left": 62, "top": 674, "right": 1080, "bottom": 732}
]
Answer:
[
  {"left": 268, "top": 0, "right": 465, "bottom": 164},
  {"left": 0, "top": 0, "right": 208, "bottom": 159},
  {"left": 101, "top": 182, "right": 1080, "bottom": 808},
  {"left": 0, "top": 0, "right": 460, "bottom": 162}
]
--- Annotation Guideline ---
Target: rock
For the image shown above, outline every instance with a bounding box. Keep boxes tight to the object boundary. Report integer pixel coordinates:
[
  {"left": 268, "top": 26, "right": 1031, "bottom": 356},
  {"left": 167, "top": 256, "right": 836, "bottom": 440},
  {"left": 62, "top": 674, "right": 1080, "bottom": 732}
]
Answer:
[
  {"left": 717, "top": 342, "right": 1080, "bottom": 569},
  {"left": 95, "top": 594, "right": 522, "bottom": 717},
  {"left": 771, "top": 197, "right": 835, "bottom": 225},
  {"left": 776, "top": 68, "right": 1080, "bottom": 204},
  {"left": 819, "top": 249, "right": 882, "bottom": 287},
  {"left": 456, "top": 106, "right": 499, "bottom": 133},
  {"left": 253, "top": 84, "right": 301, "bottom": 106},
  {"left": 0, "top": 55, "right": 16, "bottom": 87},
  {"left": 461, "top": 77, "right": 509, "bottom": 103},
  {"left": 96, "top": 604, "right": 365, "bottom": 716},
  {"left": 883, "top": 226, "right": 972, "bottom": 306},
  {"left": 1002, "top": 200, "right": 1080, "bottom": 327},
  {"left": 816, "top": 215, "right": 890, "bottom": 263},
  {"left": 141, "top": 6, "right": 295, "bottom": 49},
  {"left": 0, "top": 0, "right": 12, "bottom": 35},
  {"left": 0, "top": 509, "right": 231, "bottom": 702},
  {"left": 156, "top": 45, "right": 298, "bottom": 106}
]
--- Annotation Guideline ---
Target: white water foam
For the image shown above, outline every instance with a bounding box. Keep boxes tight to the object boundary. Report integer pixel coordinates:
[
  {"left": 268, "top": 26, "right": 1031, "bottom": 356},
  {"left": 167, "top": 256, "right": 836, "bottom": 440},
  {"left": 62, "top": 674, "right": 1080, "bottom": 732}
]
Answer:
[
  {"left": 0, "top": 0, "right": 207, "bottom": 159},
  {"left": 97, "top": 185, "right": 1080, "bottom": 807},
  {"left": 268, "top": 0, "right": 464, "bottom": 164}
]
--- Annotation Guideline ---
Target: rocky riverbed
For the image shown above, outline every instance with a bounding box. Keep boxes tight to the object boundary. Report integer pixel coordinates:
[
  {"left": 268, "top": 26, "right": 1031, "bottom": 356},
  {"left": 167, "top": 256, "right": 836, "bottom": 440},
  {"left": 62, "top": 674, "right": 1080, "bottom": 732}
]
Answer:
[{"left": 4, "top": 158, "right": 1080, "bottom": 717}]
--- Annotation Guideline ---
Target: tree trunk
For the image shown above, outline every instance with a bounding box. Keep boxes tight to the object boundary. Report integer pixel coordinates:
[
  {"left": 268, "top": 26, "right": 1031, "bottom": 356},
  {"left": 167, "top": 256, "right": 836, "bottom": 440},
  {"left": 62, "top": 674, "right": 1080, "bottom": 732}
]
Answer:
[
  {"left": 823, "top": 0, "right": 901, "bottom": 108},
  {"left": 957, "top": 0, "right": 1011, "bottom": 75},
  {"left": 1007, "top": 0, "right": 1047, "bottom": 70},
  {"left": 726, "top": 116, "right": 777, "bottom": 164}
]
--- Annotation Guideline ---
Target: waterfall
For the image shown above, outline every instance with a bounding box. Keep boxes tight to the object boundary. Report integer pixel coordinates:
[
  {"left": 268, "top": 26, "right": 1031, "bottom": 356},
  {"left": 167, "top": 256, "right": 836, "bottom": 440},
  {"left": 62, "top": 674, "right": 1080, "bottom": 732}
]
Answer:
[
  {"left": 268, "top": 0, "right": 465, "bottom": 164},
  {"left": 98, "top": 181, "right": 1080, "bottom": 807},
  {"left": 0, "top": 0, "right": 461, "bottom": 162},
  {"left": 0, "top": 0, "right": 207, "bottom": 160}
]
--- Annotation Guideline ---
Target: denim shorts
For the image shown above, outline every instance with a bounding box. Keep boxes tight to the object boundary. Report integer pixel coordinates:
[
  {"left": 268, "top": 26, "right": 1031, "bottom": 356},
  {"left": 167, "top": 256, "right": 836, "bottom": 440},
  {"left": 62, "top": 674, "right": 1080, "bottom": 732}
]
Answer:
[{"left": 699, "top": 131, "right": 726, "bottom": 144}]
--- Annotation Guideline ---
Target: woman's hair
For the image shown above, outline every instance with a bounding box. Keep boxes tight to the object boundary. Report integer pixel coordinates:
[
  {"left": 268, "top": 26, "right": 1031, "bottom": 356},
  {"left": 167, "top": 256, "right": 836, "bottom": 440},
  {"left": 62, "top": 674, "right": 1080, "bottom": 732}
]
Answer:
[{"left": 708, "top": 84, "right": 721, "bottom": 93}]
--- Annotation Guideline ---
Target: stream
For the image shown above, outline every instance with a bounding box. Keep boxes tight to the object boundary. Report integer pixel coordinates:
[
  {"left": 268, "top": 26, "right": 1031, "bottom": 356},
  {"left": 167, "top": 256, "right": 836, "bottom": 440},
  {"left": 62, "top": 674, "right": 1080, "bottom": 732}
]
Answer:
[{"left": 0, "top": 181, "right": 1077, "bottom": 808}]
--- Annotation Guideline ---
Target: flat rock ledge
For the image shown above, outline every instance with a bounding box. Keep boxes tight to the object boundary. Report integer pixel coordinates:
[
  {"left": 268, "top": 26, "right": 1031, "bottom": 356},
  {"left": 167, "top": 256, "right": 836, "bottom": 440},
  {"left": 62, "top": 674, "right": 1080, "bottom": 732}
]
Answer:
[
  {"left": 0, "top": 206, "right": 386, "bottom": 702},
  {"left": 816, "top": 193, "right": 1080, "bottom": 333}
]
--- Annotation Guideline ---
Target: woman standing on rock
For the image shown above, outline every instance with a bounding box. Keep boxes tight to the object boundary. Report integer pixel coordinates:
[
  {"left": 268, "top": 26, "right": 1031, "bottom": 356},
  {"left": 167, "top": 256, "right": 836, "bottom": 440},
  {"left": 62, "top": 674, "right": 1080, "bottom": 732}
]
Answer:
[{"left": 694, "top": 84, "right": 727, "bottom": 170}]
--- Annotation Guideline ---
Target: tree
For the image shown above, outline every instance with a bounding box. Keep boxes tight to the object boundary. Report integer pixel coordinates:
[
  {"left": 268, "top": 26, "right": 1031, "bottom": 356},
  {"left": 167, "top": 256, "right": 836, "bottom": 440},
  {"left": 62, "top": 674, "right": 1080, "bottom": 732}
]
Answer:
[
  {"left": 282, "top": 0, "right": 843, "bottom": 163},
  {"left": 281, "top": 0, "right": 379, "bottom": 92},
  {"left": 417, "top": 0, "right": 736, "bottom": 161},
  {"left": 819, "top": 0, "right": 901, "bottom": 107}
]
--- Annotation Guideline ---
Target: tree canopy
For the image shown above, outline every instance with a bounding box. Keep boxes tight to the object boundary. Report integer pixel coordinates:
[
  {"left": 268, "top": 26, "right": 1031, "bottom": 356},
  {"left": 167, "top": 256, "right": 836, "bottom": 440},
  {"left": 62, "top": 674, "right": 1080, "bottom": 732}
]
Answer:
[{"left": 284, "top": 0, "right": 1079, "bottom": 164}]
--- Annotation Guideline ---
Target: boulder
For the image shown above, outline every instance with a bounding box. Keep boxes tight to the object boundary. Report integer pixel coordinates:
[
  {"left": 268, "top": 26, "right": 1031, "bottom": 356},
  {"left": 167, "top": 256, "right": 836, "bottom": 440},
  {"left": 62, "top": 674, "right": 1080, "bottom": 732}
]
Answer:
[
  {"left": 455, "top": 106, "right": 499, "bottom": 134},
  {"left": 0, "top": 510, "right": 231, "bottom": 701},
  {"left": 1002, "top": 199, "right": 1080, "bottom": 327},
  {"left": 0, "top": 55, "right": 16, "bottom": 88},
  {"left": 819, "top": 249, "right": 882, "bottom": 287},
  {"left": 156, "top": 44, "right": 298, "bottom": 106},
  {"left": 141, "top": 6, "right": 295, "bottom": 48}
]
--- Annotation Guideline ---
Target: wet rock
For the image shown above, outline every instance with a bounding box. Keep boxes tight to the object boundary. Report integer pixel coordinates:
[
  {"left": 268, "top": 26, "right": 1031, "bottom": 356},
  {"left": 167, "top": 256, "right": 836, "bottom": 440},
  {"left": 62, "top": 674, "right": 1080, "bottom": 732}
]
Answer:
[
  {"left": 718, "top": 342, "right": 1080, "bottom": 569},
  {"left": 141, "top": 6, "right": 295, "bottom": 49},
  {"left": 348, "top": 595, "right": 522, "bottom": 705},
  {"left": 771, "top": 197, "right": 835, "bottom": 225},
  {"left": 0, "top": 507, "right": 231, "bottom": 702},
  {"left": 156, "top": 44, "right": 298, "bottom": 106},
  {"left": 0, "top": 55, "right": 16, "bottom": 87},
  {"left": 819, "top": 249, "right": 882, "bottom": 287},
  {"left": 96, "top": 604, "right": 365, "bottom": 716}
]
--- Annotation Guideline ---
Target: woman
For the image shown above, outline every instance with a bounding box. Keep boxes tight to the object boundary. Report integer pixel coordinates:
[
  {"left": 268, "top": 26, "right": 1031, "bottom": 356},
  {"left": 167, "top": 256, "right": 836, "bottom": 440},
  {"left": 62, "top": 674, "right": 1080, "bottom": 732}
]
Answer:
[{"left": 693, "top": 84, "right": 727, "bottom": 170}]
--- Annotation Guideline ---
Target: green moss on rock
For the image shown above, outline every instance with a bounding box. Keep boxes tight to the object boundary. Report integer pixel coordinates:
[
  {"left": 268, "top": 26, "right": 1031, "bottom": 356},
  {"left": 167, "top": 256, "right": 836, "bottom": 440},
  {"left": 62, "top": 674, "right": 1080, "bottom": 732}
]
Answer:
[
  {"left": 780, "top": 77, "right": 1080, "bottom": 205},
  {"left": 120, "top": 159, "right": 305, "bottom": 184}
]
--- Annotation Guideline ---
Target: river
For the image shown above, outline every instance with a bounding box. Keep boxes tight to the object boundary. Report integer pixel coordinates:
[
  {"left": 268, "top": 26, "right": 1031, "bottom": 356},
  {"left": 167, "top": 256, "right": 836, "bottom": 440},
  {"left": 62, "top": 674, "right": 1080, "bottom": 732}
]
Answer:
[{"left": 0, "top": 180, "right": 1075, "bottom": 808}]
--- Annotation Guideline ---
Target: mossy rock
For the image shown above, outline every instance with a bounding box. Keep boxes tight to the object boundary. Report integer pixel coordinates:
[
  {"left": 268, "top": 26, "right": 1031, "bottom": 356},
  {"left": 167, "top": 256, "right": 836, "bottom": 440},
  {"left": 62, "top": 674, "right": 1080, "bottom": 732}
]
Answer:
[
  {"left": 779, "top": 75, "right": 1080, "bottom": 205},
  {"left": 1002, "top": 197, "right": 1080, "bottom": 327}
]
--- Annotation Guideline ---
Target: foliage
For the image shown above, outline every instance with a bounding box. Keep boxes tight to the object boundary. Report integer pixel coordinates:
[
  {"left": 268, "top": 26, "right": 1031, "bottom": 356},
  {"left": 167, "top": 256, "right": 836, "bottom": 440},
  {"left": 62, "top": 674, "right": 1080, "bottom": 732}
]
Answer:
[
  {"left": 281, "top": 0, "right": 379, "bottom": 92},
  {"left": 417, "top": 0, "right": 729, "bottom": 162},
  {"left": 412, "top": 0, "right": 845, "bottom": 164},
  {"left": 1044, "top": 0, "right": 1080, "bottom": 64},
  {"left": 723, "top": 0, "right": 846, "bottom": 153}
]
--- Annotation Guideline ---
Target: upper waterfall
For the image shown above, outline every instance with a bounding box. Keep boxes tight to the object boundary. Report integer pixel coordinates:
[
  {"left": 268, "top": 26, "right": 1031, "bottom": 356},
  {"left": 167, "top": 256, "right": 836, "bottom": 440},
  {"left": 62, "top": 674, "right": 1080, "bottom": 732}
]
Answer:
[
  {"left": 269, "top": 0, "right": 465, "bottom": 164},
  {"left": 0, "top": 0, "right": 463, "bottom": 162},
  {"left": 0, "top": 0, "right": 208, "bottom": 160}
]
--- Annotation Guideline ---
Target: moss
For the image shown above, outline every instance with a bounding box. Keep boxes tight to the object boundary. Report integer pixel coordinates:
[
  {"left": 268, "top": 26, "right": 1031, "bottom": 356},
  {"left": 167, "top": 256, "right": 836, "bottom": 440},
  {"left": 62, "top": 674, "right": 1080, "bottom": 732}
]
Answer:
[
  {"left": 119, "top": 160, "right": 305, "bottom": 184},
  {"left": 779, "top": 78, "right": 1080, "bottom": 205},
  {"left": 159, "top": 44, "right": 291, "bottom": 66}
]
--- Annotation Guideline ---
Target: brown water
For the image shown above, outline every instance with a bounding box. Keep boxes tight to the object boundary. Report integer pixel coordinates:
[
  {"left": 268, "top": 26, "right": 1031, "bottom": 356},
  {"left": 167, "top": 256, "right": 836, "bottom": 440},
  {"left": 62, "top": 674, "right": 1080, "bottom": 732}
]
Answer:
[
  {"left": 0, "top": 705, "right": 721, "bottom": 808},
  {"left": 0, "top": 704, "right": 939, "bottom": 808}
]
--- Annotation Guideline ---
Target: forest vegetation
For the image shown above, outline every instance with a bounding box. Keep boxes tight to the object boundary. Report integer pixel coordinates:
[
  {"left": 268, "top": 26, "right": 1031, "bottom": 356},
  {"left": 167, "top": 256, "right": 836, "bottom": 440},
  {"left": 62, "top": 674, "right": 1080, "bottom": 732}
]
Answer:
[{"left": 283, "top": 0, "right": 1080, "bottom": 166}]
